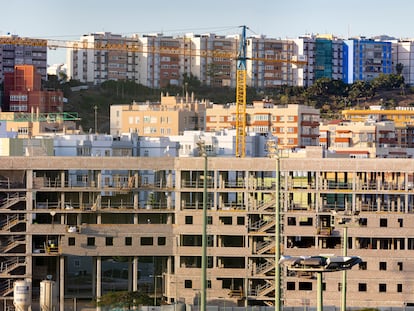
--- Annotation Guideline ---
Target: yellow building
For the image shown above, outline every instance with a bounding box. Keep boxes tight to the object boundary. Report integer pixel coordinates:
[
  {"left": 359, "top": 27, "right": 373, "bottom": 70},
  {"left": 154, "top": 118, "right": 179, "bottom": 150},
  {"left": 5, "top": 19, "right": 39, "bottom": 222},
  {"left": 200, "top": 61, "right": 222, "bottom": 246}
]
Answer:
[
  {"left": 110, "top": 93, "right": 206, "bottom": 137},
  {"left": 342, "top": 106, "right": 414, "bottom": 128},
  {"left": 0, "top": 111, "right": 79, "bottom": 138}
]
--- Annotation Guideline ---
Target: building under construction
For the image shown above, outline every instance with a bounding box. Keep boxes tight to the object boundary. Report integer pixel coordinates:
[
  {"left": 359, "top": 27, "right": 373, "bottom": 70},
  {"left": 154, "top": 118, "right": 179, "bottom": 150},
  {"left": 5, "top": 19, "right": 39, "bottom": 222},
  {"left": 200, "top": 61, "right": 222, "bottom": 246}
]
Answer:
[{"left": 1, "top": 154, "right": 414, "bottom": 310}]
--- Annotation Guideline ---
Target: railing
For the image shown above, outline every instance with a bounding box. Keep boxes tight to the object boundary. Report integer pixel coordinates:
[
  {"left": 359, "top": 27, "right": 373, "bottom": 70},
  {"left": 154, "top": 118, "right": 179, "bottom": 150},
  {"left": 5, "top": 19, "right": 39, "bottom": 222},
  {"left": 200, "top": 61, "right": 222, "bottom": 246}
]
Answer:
[
  {"left": 0, "top": 279, "right": 13, "bottom": 297},
  {"left": 0, "top": 257, "right": 25, "bottom": 275},
  {"left": 0, "top": 193, "right": 25, "bottom": 209},
  {"left": 255, "top": 281, "right": 274, "bottom": 296},
  {"left": 255, "top": 260, "right": 275, "bottom": 275},
  {"left": 181, "top": 180, "right": 214, "bottom": 188},
  {"left": 249, "top": 218, "right": 275, "bottom": 232},
  {"left": 250, "top": 199, "right": 276, "bottom": 211},
  {"left": 0, "top": 236, "right": 25, "bottom": 253},
  {"left": 0, "top": 214, "right": 25, "bottom": 231},
  {"left": 255, "top": 240, "right": 275, "bottom": 254}
]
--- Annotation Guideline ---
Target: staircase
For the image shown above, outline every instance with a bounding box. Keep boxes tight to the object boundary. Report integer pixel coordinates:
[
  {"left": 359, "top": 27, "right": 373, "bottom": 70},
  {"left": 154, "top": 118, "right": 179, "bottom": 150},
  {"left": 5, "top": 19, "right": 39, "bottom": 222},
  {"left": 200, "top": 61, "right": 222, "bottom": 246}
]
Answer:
[
  {"left": 0, "top": 257, "right": 25, "bottom": 275},
  {"left": 0, "top": 194, "right": 25, "bottom": 210}
]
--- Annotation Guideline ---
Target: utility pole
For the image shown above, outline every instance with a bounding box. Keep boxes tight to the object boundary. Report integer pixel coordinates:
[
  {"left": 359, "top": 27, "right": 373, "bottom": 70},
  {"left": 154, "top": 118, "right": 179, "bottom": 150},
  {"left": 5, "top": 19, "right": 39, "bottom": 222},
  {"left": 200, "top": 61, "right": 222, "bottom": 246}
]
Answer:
[
  {"left": 94, "top": 105, "right": 98, "bottom": 134},
  {"left": 266, "top": 139, "right": 281, "bottom": 311},
  {"left": 197, "top": 140, "right": 208, "bottom": 311}
]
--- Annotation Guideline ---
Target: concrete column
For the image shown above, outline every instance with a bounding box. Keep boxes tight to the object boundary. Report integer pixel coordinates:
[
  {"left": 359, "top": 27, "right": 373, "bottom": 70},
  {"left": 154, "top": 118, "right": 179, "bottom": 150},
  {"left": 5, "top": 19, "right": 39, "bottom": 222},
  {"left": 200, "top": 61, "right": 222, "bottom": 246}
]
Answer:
[
  {"left": 60, "top": 256, "right": 65, "bottom": 311},
  {"left": 133, "top": 256, "right": 138, "bottom": 291},
  {"left": 26, "top": 169, "right": 34, "bottom": 280},
  {"left": 61, "top": 171, "right": 65, "bottom": 209},
  {"left": 96, "top": 256, "right": 102, "bottom": 309}
]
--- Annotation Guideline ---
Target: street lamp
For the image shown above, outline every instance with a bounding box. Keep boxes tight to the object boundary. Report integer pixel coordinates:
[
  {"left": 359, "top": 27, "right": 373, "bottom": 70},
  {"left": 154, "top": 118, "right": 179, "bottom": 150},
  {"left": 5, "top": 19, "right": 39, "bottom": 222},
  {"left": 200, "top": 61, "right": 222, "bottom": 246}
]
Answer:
[
  {"left": 50, "top": 211, "right": 56, "bottom": 229},
  {"left": 196, "top": 139, "right": 208, "bottom": 311},
  {"left": 280, "top": 255, "right": 362, "bottom": 311}
]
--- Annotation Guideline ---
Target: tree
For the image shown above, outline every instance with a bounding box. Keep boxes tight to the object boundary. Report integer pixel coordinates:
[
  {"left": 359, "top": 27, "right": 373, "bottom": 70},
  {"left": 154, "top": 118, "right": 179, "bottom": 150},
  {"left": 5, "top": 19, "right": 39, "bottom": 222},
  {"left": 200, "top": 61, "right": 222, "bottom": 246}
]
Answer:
[
  {"left": 348, "top": 80, "right": 374, "bottom": 101},
  {"left": 182, "top": 73, "right": 201, "bottom": 89},
  {"left": 396, "top": 63, "right": 404, "bottom": 75},
  {"left": 96, "top": 291, "right": 152, "bottom": 310}
]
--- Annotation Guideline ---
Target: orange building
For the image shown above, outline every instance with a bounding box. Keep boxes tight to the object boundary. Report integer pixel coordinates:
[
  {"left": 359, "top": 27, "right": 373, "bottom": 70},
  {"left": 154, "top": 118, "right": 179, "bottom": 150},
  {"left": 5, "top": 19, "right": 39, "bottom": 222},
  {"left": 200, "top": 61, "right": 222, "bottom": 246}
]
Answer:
[
  {"left": 206, "top": 101, "right": 320, "bottom": 149},
  {"left": 3, "top": 65, "right": 63, "bottom": 113}
]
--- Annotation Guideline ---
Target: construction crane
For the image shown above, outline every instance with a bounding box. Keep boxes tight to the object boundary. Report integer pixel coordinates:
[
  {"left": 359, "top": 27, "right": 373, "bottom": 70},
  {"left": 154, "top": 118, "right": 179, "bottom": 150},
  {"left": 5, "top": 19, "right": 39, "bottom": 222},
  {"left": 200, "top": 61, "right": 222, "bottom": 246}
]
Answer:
[
  {"left": 234, "top": 26, "right": 307, "bottom": 157},
  {"left": 236, "top": 25, "right": 248, "bottom": 158},
  {"left": 0, "top": 33, "right": 307, "bottom": 157}
]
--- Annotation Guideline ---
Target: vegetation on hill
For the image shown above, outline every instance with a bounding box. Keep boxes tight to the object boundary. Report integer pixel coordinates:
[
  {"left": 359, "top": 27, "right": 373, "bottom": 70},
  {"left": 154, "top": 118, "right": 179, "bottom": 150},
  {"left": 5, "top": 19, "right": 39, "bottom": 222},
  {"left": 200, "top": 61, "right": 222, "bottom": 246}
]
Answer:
[{"left": 42, "top": 72, "right": 414, "bottom": 134}]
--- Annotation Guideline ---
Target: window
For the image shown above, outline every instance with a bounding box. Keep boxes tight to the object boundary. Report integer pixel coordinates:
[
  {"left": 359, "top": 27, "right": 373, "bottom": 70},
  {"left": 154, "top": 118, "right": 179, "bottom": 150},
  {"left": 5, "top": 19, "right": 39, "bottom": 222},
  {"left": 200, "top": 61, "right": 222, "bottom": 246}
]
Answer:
[
  {"left": 125, "top": 237, "right": 132, "bottom": 246},
  {"left": 379, "top": 262, "right": 387, "bottom": 270},
  {"left": 184, "top": 280, "right": 192, "bottom": 288},
  {"left": 141, "top": 237, "right": 153, "bottom": 245},
  {"left": 359, "top": 261, "right": 367, "bottom": 270},
  {"left": 68, "top": 237, "right": 75, "bottom": 246},
  {"left": 207, "top": 216, "right": 213, "bottom": 225},
  {"left": 299, "top": 217, "right": 313, "bottom": 226},
  {"left": 185, "top": 216, "right": 193, "bottom": 224},
  {"left": 158, "top": 237, "right": 166, "bottom": 245},
  {"left": 237, "top": 217, "right": 245, "bottom": 225},
  {"left": 398, "top": 262, "right": 403, "bottom": 271},
  {"left": 87, "top": 237, "right": 95, "bottom": 246},
  {"left": 287, "top": 282, "right": 295, "bottom": 290},
  {"left": 220, "top": 216, "right": 232, "bottom": 225},
  {"left": 379, "top": 283, "right": 387, "bottom": 292},
  {"left": 397, "top": 284, "right": 403, "bottom": 293},
  {"left": 358, "top": 283, "right": 367, "bottom": 292},
  {"left": 398, "top": 218, "right": 403, "bottom": 227},
  {"left": 380, "top": 218, "right": 387, "bottom": 227},
  {"left": 299, "top": 282, "right": 312, "bottom": 290},
  {"left": 288, "top": 217, "right": 296, "bottom": 225},
  {"left": 207, "top": 280, "right": 211, "bottom": 289},
  {"left": 106, "top": 237, "right": 113, "bottom": 246}
]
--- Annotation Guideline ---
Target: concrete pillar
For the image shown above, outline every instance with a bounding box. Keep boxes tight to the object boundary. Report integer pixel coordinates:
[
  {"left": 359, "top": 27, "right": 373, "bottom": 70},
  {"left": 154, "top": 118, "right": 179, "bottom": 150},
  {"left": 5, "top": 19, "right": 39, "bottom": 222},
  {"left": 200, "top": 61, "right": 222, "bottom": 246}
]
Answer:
[
  {"left": 96, "top": 256, "right": 102, "bottom": 309},
  {"left": 133, "top": 256, "right": 138, "bottom": 291},
  {"left": 60, "top": 256, "right": 65, "bottom": 311}
]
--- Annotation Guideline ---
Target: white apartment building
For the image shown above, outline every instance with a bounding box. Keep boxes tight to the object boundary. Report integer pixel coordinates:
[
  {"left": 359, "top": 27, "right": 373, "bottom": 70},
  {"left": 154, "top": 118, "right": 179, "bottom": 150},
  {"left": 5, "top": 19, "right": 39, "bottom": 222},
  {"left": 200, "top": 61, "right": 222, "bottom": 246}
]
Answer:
[
  {"left": 247, "top": 36, "right": 299, "bottom": 88},
  {"left": 66, "top": 32, "right": 140, "bottom": 85},
  {"left": 393, "top": 40, "right": 414, "bottom": 85}
]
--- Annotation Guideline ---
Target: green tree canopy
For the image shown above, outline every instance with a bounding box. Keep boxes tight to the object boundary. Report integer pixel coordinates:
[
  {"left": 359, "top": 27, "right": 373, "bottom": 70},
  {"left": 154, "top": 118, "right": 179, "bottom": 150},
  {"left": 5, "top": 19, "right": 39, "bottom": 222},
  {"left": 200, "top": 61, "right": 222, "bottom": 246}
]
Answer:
[{"left": 96, "top": 291, "right": 152, "bottom": 310}]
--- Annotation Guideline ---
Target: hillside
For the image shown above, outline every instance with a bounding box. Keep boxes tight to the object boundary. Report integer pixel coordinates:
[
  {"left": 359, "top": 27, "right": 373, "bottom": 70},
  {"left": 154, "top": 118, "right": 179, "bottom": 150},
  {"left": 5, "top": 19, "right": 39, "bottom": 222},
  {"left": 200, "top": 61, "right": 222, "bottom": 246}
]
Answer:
[{"left": 60, "top": 79, "right": 414, "bottom": 134}]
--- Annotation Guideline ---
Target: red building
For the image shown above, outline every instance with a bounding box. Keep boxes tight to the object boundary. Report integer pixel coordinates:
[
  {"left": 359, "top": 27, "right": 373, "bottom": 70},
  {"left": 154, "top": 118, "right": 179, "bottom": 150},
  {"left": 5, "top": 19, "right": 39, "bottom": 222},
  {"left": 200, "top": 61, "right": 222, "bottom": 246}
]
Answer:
[{"left": 3, "top": 65, "right": 63, "bottom": 113}]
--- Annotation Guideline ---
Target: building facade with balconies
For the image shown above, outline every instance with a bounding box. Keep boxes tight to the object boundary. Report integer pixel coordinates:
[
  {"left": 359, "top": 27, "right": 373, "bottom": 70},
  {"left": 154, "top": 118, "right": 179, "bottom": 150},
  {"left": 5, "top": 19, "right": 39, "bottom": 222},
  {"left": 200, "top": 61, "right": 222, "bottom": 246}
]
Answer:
[{"left": 1, "top": 155, "right": 414, "bottom": 310}]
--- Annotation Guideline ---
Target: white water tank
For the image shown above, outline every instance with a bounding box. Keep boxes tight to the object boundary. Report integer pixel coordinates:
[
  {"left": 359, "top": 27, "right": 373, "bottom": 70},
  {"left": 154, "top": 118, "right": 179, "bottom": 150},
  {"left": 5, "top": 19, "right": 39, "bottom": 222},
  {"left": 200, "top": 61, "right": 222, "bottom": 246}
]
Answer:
[
  {"left": 13, "top": 280, "right": 32, "bottom": 311},
  {"left": 40, "top": 280, "right": 57, "bottom": 311}
]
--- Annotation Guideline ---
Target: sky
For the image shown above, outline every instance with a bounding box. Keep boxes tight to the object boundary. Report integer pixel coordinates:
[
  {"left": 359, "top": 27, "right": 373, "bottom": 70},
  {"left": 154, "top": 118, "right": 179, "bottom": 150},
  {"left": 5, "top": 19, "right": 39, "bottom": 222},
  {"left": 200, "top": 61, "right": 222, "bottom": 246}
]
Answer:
[{"left": 1, "top": 0, "right": 413, "bottom": 65}]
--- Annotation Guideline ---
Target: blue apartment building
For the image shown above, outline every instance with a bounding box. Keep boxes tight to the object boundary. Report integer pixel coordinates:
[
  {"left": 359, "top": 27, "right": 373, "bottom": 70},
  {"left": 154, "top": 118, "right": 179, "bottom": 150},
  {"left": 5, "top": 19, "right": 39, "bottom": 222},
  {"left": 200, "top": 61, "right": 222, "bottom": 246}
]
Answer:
[{"left": 343, "top": 39, "right": 392, "bottom": 84}]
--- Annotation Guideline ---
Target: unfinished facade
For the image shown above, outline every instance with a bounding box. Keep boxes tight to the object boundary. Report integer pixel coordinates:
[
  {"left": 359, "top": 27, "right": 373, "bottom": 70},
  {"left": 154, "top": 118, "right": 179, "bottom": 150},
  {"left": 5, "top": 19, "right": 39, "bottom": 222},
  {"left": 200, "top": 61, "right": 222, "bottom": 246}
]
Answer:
[{"left": 1, "top": 156, "right": 414, "bottom": 310}]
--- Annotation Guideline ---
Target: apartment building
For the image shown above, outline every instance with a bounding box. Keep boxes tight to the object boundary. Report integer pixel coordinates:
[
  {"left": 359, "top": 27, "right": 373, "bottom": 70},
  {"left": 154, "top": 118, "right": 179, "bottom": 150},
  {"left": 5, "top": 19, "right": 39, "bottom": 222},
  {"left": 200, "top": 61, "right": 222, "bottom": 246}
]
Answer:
[
  {"left": 319, "top": 119, "right": 410, "bottom": 158},
  {"left": 137, "top": 34, "right": 182, "bottom": 88},
  {"left": 293, "top": 35, "right": 344, "bottom": 87},
  {"left": 2, "top": 155, "right": 414, "bottom": 310},
  {"left": 343, "top": 38, "right": 392, "bottom": 83},
  {"left": 66, "top": 32, "right": 140, "bottom": 85},
  {"left": 3, "top": 65, "right": 64, "bottom": 113},
  {"left": 0, "top": 35, "right": 47, "bottom": 83},
  {"left": 110, "top": 93, "right": 206, "bottom": 137},
  {"left": 246, "top": 37, "right": 299, "bottom": 88},
  {"left": 0, "top": 111, "right": 79, "bottom": 139},
  {"left": 393, "top": 40, "right": 414, "bottom": 85},
  {"left": 206, "top": 102, "right": 319, "bottom": 149},
  {"left": 192, "top": 33, "right": 238, "bottom": 87}
]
